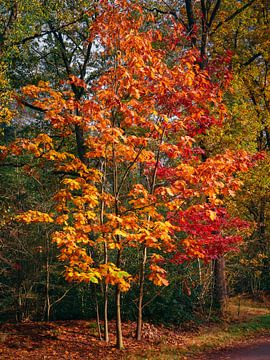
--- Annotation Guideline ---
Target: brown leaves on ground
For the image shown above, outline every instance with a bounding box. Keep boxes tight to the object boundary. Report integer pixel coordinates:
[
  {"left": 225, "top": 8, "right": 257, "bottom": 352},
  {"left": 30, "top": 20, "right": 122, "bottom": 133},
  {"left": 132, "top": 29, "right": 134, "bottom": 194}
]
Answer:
[{"left": 0, "top": 320, "right": 186, "bottom": 360}]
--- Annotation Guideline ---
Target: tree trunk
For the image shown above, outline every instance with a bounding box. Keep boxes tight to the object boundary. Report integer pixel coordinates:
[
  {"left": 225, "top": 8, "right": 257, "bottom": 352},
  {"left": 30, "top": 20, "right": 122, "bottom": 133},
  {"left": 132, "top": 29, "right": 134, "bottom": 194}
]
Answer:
[
  {"left": 135, "top": 131, "right": 163, "bottom": 339},
  {"left": 75, "top": 124, "right": 86, "bottom": 163},
  {"left": 44, "top": 234, "right": 51, "bottom": 321},
  {"left": 100, "top": 158, "right": 109, "bottom": 343},
  {"left": 136, "top": 246, "right": 147, "bottom": 340},
  {"left": 213, "top": 256, "right": 227, "bottom": 315},
  {"left": 104, "top": 282, "right": 109, "bottom": 342},
  {"left": 94, "top": 285, "right": 102, "bottom": 341},
  {"left": 115, "top": 285, "right": 124, "bottom": 349},
  {"left": 115, "top": 249, "right": 124, "bottom": 349},
  {"left": 45, "top": 255, "right": 51, "bottom": 321}
]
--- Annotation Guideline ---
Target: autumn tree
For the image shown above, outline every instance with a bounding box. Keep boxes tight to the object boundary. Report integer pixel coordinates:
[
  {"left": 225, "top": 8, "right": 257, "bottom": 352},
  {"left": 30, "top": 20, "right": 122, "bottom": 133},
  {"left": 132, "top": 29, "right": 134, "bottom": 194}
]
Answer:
[
  {"left": 143, "top": 0, "right": 268, "bottom": 313},
  {"left": 0, "top": 0, "right": 257, "bottom": 349},
  {"left": 209, "top": 0, "right": 270, "bottom": 296}
]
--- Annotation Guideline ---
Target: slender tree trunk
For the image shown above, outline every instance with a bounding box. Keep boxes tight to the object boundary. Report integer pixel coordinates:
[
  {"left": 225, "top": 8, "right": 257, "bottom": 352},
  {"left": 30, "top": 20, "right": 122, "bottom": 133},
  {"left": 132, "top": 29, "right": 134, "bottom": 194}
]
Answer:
[
  {"left": 111, "top": 110, "right": 124, "bottom": 348},
  {"left": 44, "top": 234, "right": 51, "bottom": 321},
  {"left": 136, "top": 130, "right": 164, "bottom": 340},
  {"left": 115, "top": 285, "right": 124, "bottom": 349},
  {"left": 198, "top": 258, "right": 202, "bottom": 287},
  {"left": 94, "top": 285, "right": 102, "bottom": 341},
  {"left": 103, "top": 239, "right": 109, "bottom": 344},
  {"left": 115, "top": 249, "right": 124, "bottom": 349},
  {"left": 136, "top": 246, "right": 147, "bottom": 340},
  {"left": 104, "top": 282, "right": 109, "bottom": 342},
  {"left": 97, "top": 154, "right": 110, "bottom": 341},
  {"left": 45, "top": 256, "right": 51, "bottom": 321},
  {"left": 100, "top": 158, "right": 109, "bottom": 342},
  {"left": 213, "top": 256, "right": 227, "bottom": 315}
]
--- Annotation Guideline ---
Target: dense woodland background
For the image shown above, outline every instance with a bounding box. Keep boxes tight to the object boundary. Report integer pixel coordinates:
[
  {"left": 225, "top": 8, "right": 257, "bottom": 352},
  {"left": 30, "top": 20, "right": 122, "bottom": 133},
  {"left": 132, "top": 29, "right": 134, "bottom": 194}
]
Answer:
[{"left": 0, "top": 0, "right": 269, "bottom": 349}]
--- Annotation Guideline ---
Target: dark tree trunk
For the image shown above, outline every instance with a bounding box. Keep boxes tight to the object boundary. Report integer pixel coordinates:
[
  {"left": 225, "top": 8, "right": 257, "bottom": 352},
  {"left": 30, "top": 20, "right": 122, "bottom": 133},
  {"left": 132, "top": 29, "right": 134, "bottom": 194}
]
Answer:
[{"left": 213, "top": 256, "right": 227, "bottom": 315}]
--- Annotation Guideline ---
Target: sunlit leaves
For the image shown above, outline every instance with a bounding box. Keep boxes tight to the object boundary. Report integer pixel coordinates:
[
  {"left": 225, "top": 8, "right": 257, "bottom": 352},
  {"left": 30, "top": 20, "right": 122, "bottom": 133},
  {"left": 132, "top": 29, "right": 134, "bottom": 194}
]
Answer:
[
  {"left": 12, "top": 0, "right": 259, "bottom": 294},
  {"left": 17, "top": 210, "right": 54, "bottom": 224}
]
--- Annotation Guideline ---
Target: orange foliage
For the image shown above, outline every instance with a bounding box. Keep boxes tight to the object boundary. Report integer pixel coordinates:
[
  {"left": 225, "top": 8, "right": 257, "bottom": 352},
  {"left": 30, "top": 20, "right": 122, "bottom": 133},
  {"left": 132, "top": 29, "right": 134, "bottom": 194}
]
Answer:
[{"left": 12, "top": 0, "right": 258, "bottom": 291}]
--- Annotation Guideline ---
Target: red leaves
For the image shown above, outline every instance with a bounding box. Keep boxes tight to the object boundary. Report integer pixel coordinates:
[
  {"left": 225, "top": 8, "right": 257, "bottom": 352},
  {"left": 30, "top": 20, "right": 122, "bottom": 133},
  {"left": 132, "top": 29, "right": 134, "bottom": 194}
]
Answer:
[{"left": 168, "top": 204, "right": 250, "bottom": 263}]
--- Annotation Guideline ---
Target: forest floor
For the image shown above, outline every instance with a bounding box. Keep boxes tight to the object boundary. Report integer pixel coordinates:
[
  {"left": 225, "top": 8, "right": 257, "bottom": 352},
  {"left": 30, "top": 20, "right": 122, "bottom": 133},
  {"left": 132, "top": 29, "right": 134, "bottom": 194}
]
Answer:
[{"left": 0, "top": 295, "right": 270, "bottom": 360}]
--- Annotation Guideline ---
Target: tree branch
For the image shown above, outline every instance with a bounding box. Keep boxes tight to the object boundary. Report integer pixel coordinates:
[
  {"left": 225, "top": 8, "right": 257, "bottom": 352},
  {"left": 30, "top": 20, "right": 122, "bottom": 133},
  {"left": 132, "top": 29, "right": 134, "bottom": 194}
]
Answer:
[
  {"left": 241, "top": 52, "right": 263, "bottom": 67},
  {"left": 210, "top": 0, "right": 256, "bottom": 35},
  {"left": 18, "top": 99, "right": 46, "bottom": 112},
  {"left": 208, "top": 0, "right": 222, "bottom": 29},
  {"left": 4, "top": 14, "right": 87, "bottom": 49}
]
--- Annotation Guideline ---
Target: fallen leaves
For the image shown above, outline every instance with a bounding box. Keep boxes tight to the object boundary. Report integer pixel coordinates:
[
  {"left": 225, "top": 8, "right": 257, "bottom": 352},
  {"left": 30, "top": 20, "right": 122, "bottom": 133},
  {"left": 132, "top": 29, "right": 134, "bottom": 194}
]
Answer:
[{"left": 0, "top": 319, "right": 198, "bottom": 359}]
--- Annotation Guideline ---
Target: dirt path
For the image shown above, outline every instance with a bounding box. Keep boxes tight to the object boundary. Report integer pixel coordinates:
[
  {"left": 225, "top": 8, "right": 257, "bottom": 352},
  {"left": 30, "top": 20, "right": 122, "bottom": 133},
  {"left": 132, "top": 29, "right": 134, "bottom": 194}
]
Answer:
[{"left": 199, "top": 336, "right": 270, "bottom": 360}]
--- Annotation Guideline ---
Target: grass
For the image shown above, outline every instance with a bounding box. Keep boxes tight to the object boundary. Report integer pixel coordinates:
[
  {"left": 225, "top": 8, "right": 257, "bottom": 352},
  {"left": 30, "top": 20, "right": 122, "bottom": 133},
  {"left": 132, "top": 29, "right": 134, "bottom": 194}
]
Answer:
[
  {"left": 130, "top": 297, "right": 270, "bottom": 360},
  {"left": 230, "top": 314, "right": 270, "bottom": 334},
  {"left": 135, "top": 314, "right": 270, "bottom": 359}
]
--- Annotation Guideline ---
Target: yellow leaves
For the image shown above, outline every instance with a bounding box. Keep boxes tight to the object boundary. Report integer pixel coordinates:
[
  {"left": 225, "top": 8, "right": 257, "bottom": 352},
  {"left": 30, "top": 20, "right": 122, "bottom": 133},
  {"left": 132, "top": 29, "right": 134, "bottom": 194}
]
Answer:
[
  {"left": 185, "top": 70, "right": 195, "bottom": 87},
  {"left": 85, "top": 211, "right": 96, "bottom": 220},
  {"left": 35, "top": 133, "right": 53, "bottom": 145},
  {"left": 165, "top": 187, "right": 175, "bottom": 197},
  {"left": 129, "top": 196, "right": 148, "bottom": 209},
  {"left": 137, "top": 149, "right": 155, "bottom": 163},
  {"left": 207, "top": 210, "right": 217, "bottom": 221},
  {"left": 22, "top": 81, "right": 85, "bottom": 131},
  {"left": 0, "top": 65, "right": 15, "bottom": 123},
  {"left": 65, "top": 268, "right": 102, "bottom": 284},
  {"left": 44, "top": 150, "right": 68, "bottom": 161},
  {"left": 155, "top": 186, "right": 175, "bottom": 197},
  {"left": 107, "top": 242, "right": 121, "bottom": 250},
  {"left": 128, "top": 220, "right": 174, "bottom": 250},
  {"left": 113, "top": 228, "right": 129, "bottom": 237},
  {"left": 99, "top": 263, "right": 131, "bottom": 292},
  {"left": 62, "top": 178, "right": 83, "bottom": 191},
  {"left": 80, "top": 193, "right": 99, "bottom": 207},
  {"left": 150, "top": 253, "right": 164, "bottom": 263},
  {"left": 73, "top": 212, "right": 88, "bottom": 225},
  {"left": 17, "top": 210, "right": 54, "bottom": 224},
  {"left": 85, "top": 168, "right": 102, "bottom": 183}
]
